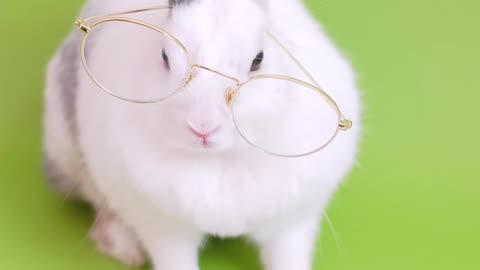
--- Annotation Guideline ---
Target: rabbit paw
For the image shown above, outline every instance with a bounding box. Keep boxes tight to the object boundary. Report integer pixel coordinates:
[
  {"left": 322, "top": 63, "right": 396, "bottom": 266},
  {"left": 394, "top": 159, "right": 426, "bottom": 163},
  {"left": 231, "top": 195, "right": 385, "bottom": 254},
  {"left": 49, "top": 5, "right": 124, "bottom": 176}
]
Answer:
[{"left": 89, "top": 211, "right": 146, "bottom": 267}]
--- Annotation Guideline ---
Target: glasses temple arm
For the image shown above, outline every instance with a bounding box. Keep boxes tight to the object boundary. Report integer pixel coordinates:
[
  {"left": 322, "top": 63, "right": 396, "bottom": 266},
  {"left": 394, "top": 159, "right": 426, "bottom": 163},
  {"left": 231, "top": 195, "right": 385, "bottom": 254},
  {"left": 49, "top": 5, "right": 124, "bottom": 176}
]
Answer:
[
  {"left": 80, "top": 5, "right": 172, "bottom": 24},
  {"left": 268, "top": 33, "right": 320, "bottom": 87},
  {"left": 267, "top": 32, "right": 351, "bottom": 126}
]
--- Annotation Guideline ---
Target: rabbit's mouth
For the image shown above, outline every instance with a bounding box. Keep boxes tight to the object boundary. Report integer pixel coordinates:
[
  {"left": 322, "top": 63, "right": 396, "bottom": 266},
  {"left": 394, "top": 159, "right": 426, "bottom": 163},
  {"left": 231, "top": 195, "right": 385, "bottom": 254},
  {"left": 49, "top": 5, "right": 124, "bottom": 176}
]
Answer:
[
  {"left": 191, "top": 135, "right": 220, "bottom": 150},
  {"left": 196, "top": 136, "right": 214, "bottom": 149},
  {"left": 187, "top": 133, "right": 236, "bottom": 153}
]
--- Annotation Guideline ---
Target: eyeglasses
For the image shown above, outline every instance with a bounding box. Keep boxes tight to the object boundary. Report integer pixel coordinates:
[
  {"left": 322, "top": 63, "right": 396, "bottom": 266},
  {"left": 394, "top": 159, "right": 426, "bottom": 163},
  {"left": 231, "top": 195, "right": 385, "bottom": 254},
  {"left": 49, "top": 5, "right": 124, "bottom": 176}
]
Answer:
[{"left": 75, "top": 6, "right": 353, "bottom": 158}]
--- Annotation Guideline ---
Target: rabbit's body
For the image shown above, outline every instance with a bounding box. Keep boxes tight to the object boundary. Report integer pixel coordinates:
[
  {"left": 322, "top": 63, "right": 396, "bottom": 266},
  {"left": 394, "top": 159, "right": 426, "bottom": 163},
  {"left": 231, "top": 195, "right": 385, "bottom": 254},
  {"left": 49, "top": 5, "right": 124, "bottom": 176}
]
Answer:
[{"left": 43, "top": 0, "right": 361, "bottom": 269}]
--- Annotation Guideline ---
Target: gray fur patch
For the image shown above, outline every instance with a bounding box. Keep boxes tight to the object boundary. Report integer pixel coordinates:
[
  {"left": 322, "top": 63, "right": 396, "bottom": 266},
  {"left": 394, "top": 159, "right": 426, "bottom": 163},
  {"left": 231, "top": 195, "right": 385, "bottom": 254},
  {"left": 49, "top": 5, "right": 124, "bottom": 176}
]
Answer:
[
  {"left": 43, "top": 154, "right": 63, "bottom": 187},
  {"left": 42, "top": 154, "right": 79, "bottom": 197},
  {"left": 169, "top": 0, "right": 195, "bottom": 6},
  {"left": 57, "top": 36, "right": 80, "bottom": 136}
]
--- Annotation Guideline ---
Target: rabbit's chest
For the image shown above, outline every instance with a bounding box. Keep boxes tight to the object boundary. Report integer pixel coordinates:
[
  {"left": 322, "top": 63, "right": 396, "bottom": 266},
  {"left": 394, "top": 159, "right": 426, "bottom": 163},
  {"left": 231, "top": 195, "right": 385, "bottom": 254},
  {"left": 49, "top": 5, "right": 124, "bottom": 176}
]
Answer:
[
  {"left": 88, "top": 149, "right": 324, "bottom": 236},
  {"left": 135, "top": 159, "right": 318, "bottom": 235}
]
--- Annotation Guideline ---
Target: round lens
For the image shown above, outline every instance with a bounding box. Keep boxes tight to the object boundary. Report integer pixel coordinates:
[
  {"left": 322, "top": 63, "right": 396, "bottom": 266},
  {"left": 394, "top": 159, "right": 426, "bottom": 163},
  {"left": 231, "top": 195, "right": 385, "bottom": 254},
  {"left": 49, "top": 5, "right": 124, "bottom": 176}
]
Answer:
[
  {"left": 231, "top": 76, "right": 340, "bottom": 157},
  {"left": 81, "top": 20, "right": 190, "bottom": 103}
]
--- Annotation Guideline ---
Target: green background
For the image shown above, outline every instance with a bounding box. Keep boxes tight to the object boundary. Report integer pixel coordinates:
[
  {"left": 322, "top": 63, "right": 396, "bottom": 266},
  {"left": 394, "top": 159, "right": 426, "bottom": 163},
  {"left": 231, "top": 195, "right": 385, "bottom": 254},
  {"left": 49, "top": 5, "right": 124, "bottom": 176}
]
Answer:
[{"left": 1, "top": 0, "right": 479, "bottom": 269}]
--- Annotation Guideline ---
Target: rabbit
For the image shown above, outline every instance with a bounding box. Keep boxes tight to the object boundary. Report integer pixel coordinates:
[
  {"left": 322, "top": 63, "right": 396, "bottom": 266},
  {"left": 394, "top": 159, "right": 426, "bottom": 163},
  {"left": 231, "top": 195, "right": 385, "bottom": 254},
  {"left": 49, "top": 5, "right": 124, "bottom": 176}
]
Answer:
[{"left": 43, "top": 0, "right": 361, "bottom": 269}]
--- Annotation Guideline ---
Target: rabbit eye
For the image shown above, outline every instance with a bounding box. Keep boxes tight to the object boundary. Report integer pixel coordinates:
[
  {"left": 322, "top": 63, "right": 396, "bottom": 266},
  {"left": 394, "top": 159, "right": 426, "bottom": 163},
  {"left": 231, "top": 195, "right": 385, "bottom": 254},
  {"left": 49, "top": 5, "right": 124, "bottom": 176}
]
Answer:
[
  {"left": 250, "top": 50, "right": 264, "bottom": 72},
  {"left": 162, "top": 49, "right": 170, "bottom": 69}
]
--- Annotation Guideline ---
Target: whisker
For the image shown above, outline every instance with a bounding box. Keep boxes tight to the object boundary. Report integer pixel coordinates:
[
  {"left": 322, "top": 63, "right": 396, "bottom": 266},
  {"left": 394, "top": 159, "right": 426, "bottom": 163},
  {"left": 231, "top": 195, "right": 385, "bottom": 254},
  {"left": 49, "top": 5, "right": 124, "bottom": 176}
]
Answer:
[{"left": 324, "top": 211, "right": 345, "bottom": 255}]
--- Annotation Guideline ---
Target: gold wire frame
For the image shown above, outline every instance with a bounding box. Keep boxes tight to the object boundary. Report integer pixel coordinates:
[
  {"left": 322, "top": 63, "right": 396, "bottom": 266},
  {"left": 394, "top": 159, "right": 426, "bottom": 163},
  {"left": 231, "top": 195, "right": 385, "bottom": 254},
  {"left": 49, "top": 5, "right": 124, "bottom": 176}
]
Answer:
[{"left": 75, "top": 5, "right": 353, "bottom": 157}]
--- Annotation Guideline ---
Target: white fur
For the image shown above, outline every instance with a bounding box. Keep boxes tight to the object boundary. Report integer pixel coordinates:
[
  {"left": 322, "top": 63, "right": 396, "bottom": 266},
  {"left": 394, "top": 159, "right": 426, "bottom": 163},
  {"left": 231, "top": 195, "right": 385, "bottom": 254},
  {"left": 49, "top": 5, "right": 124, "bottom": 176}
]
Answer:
[{"left": 44, "top": 0, "right": 361, "bottom": 269}]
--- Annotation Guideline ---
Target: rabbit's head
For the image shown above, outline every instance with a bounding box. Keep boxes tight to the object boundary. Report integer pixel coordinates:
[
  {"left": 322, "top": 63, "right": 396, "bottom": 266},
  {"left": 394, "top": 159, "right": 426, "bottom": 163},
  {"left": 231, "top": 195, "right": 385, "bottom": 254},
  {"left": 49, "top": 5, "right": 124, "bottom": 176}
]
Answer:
[{"left": 88, "top": 0, "right": 320, "bottom": 155}]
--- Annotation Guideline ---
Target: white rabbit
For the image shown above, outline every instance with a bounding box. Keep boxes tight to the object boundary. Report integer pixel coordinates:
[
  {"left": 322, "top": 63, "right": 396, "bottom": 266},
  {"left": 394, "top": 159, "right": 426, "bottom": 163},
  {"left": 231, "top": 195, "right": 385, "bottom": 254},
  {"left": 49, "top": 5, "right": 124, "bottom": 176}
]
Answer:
[{"left": 43, "top": 0, "right": 361, "bottom": 269}]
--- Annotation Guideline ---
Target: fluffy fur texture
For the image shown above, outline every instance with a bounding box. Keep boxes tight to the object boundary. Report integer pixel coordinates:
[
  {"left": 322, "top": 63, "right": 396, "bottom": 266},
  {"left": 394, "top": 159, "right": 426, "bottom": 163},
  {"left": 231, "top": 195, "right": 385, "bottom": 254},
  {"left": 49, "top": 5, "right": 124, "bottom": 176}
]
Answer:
[{"left": 43, "top": 0, "right": 361, "bottom": 269}]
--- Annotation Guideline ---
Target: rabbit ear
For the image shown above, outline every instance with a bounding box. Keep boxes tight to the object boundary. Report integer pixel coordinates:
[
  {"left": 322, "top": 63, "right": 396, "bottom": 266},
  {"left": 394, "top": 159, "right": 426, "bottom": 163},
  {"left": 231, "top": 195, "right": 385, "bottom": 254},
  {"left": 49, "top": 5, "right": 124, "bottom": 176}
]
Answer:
[{"left": 169, "top": 0, "right": 195, "bottom": 6}]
